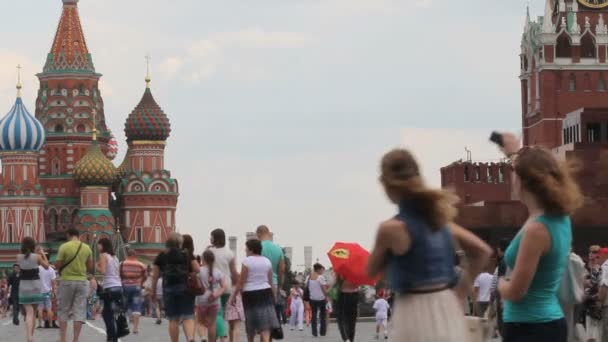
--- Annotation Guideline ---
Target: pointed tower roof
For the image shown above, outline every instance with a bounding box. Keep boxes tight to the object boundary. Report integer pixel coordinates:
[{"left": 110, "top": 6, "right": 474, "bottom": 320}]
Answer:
[{"left": 44, "top": 0, "right": 95, "bottom": 73}]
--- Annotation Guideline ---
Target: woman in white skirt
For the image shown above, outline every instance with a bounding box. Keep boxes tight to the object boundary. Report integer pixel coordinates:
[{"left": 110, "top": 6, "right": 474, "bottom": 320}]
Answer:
[{"left": 367, "top": 149, "right": 492, "bottom": 342}]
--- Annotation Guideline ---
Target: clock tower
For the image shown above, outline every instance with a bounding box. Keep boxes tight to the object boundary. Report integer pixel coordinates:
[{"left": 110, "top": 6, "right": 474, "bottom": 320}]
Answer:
[{"left": 521, "top": 0, "right": 608, "bottom": 148}]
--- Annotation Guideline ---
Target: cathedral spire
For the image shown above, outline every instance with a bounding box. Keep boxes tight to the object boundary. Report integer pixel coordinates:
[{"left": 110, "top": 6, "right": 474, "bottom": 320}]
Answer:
[
  {"left": 145, "top": 54, "right": 152, "bottom": 88},
  {"left": 16, "top": 64, "right": 22, "bottom": 98},
  {"left": 44, "top": 0, "right": 94, "bottom": 73}
]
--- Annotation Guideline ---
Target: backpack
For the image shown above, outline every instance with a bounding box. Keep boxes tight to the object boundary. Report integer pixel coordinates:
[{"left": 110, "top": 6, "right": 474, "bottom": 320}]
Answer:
[
  {"left": 163, "top": 249, "right": 189, "bottom": 286},
  {"left": 558, "top": 252, "right": 586, "bottom": 305}
]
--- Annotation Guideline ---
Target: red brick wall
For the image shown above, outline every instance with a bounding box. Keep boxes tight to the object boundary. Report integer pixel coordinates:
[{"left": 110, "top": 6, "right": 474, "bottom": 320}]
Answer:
[{"left": 441, "top": 162, "right": 512, "bottom": 204}]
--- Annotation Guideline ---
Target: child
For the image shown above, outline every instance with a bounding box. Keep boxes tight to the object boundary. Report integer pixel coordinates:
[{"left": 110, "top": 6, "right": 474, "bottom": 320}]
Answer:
[
  {"left": 289, "top": 281, "right": 304, "bottom": 331},
  {"left": 224, "top": 287, "right": 245, "bottom": 342},
  {"left": 196, "top": 250, "right": 226, "bottom": 342},
  {"left": 373, "top": 291, "right": 390, "bottom": 340}
]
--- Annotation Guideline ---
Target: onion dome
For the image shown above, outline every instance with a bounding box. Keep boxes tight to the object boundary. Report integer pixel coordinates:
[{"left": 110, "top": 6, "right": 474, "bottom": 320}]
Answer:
[
  {"left": 0, "top": 71, "right": 46, "bottom": 152},
  {"left": 74, "top": 112, "right": 116, "bottom": 186},
  {"left": 124, "top": 73, "right": 171, "bottom": 141},
  {"left": 115, "top": 150, "right": 130, "bottom": 182},
  {"left": 106, "top": 133, "right": 118, "bottom": 160}
]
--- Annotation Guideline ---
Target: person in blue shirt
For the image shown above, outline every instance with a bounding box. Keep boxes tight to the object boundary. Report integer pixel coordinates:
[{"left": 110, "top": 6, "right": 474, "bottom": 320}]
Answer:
[
  {"left": 496, "top": 133, "right": 583, "bottom": 342},
  {"left": 256, "top": 225, "right": 285, "bottom": 331}
]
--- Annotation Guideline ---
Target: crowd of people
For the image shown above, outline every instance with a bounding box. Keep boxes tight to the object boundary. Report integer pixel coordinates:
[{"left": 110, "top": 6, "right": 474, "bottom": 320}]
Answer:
[{"left": 0, "top": 131, "right": 598, "bottom": 342}]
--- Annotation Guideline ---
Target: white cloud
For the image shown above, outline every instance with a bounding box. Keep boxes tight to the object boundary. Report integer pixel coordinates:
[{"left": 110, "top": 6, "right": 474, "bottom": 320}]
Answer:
[
  {"left": 161, "top": 29, "right": 315, "bottom": 83},
  {"left": 415, "top": 0, "right": 434, "bottom": 8},
  {"left": 212, "top": 29, "right": 315, "bottom": 49},
  {"left": 159, "top": 57, "right": 184, "bottom": 79}
]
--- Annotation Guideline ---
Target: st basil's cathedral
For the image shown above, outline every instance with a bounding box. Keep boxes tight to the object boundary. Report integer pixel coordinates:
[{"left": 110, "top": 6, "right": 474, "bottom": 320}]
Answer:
[{"left": 0, "top": 0, "right": 178, "bottom": 266}]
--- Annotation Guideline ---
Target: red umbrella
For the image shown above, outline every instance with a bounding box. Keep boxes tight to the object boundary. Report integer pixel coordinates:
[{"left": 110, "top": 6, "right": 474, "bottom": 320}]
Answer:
[{"left": 327, "top": 242, "right": 376, "bottom": 286}]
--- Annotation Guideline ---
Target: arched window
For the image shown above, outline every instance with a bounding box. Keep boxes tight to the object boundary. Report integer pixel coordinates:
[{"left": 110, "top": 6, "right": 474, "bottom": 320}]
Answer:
[
  {"left": 581, "top": 33, "right": 596, "bottom": 59},
  {"left": 556, "top": 33, "right": 572, "bottom": 58},
  {"left": 54, "top": 124, "right": 64, "bottom": 133},
  {"left": 60, "top": 210, "right": 70, "bottom": 230},
  {"left": 72, "top": 210, "right": 79, "bottom": 226},
  {"left": 569, "top": 74, "right": 577, "bottom": 92},
  {"left": 52, "top": 158, "right": 61, "bottom": 176},
  {"left": 464, "top": 166, "right": 470, "bottom": 182},
  {"left": 7, "top": 224, "right": 13, "bottom": 243},
  {"left": 49, "top": 210, "right": 57, "bottom": 232},
  {"left": 599, "top": 76, "right": 606, "bottom": 91},
  {"left": 475, "top": 166, "right": 481, "bottom": 182}
]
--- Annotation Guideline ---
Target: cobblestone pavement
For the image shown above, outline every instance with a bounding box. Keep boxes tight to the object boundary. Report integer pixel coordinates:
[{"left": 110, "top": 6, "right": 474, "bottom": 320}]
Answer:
[{"left": 0, "top": 316, "right": 501, "bottom": 341}]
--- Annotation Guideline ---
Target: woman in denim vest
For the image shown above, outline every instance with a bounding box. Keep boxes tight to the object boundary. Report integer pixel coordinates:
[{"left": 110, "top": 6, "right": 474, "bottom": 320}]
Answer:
[{"left": 367, "top": 149, "right": 492, "bottom": 341}]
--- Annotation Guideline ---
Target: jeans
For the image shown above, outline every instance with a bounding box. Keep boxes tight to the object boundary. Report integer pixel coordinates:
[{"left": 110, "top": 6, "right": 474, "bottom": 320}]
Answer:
[
  {"left": 336, "top": 292, "right": 358, "bottom": 342},
  {"left": 101, "top": 287, "right": 124, "bottom": 341},
  {"left": 503, "top": 318, "right": 567, "bottom": 342},
  {"left": 123, "top": 286, "right": 143, "bottom": 315},
  {"left": 309, "top": 300, "right": 327, "bottom": 337},
  {"left": 11, "top": 295, "right": 20, "bottom": 323}
]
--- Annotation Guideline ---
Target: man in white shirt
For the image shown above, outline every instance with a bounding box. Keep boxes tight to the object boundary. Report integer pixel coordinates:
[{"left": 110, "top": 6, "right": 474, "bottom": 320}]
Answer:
[
  {"left": 38, "top": 263, "right": 58, "bottom": 328},
  {"left": 473, "top": 271, "right": 493, "bottom": 317}
]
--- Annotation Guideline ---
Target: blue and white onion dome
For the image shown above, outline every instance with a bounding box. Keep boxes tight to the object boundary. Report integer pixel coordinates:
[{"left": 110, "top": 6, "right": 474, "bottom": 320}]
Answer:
[{"left": 0, "top": 88, "right": 46, "bottom": 152}]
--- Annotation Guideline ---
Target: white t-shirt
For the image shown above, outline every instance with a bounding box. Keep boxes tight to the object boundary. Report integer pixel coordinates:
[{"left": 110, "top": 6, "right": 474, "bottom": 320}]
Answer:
[
  {"left": 474, "top": 272, "right": 494, "bottom": 302},
  {"left": 156, "top": 278, "right": 163, "bottom": 297},
  {"left": 242, "top": 256, "right": 272, "bottom": 292},
  {"left": 308, "top": 275, "right": 328, "bottom": 301},
  {"left": 290, "top": 288, "right": 303, "bottom": 301},
  {"left": 39, "top": 266, "right": 56, "bottom": 293},
  {"left": 373, "top": 298, "right": 390, "bottom": 320},
  {"left": 208, "top": 246, "right": 235, "bottom": 294},
  {"left": 196, "top": 267, "right": 224, "bottom": 307}
]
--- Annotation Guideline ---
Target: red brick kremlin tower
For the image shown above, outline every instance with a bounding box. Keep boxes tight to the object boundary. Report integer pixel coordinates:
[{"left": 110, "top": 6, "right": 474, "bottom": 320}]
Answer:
[
  {"left": 0, "top": 0, "right": 179, "bottom": 266},
  {"left": 441, "top": 0, "right": 608, "bottom": 252}
]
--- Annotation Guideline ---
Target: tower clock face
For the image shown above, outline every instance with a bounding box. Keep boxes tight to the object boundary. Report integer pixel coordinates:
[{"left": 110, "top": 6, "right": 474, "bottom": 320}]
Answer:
[{"left": 579, "top": 0, "right": 608, "bottom": 9}]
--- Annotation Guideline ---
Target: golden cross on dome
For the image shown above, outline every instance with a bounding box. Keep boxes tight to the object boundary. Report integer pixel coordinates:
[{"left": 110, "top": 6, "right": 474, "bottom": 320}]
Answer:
[
  {"left": 145, "top": 54, "right": 151, "bottom": 88},
  {"left": 16, "top": 64, "right": 22, "bottom": 97}
]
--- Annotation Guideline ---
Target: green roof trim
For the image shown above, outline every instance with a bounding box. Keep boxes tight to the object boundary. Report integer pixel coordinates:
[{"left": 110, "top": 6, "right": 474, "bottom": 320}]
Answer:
[
  {"left": 129, "top": 243, "right": 165, "bottom": 249},
  {"left": 0, "top": 243, "right": 21, "bottom": 249}
]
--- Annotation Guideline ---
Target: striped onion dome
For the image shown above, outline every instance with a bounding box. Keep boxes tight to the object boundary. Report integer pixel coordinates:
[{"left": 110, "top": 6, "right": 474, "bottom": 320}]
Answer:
[
  {"left": 124, "top": 86, "right": 171, "bottom": 141},
  {"left": 0, "top": 96, "right": 45, "bottom": 152},
  {"left": 74, "top": 140, "right": 117, "bottom": 186}
]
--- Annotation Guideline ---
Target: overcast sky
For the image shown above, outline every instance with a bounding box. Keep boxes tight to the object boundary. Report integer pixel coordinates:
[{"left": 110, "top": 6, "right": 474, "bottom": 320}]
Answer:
[{"left": 0, "top": 0, "right": 536, "bottom": 268}]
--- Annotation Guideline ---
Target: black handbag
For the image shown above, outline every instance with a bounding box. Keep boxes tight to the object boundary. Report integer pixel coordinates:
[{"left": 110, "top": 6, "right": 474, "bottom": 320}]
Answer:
[
  {"left": 115, "top": 313, "right": 130, "bottom": 338},
  {"left": 303, "top": 277, "right": 311, "bottom": 302},
  {"left": 271, "top": 326, "right": 284, "bottom": 340}
]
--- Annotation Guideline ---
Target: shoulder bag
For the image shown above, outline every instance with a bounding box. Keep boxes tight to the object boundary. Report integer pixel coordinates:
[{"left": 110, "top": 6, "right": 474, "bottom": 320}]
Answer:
[
  {"left": 303, "top": 276, "right": 311, "bottom": 302},
  {"left": 58, "top": 242, "right": 83, "bottom": 276},
  {"left": 185, "top": 251, "right": 205, "bottom": 296}
]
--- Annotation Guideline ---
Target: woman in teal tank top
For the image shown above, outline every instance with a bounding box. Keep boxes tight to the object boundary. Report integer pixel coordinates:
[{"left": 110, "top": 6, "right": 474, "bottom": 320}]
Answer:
[{"left": 494, "top": 133, "right": 583, "bottom": 342}]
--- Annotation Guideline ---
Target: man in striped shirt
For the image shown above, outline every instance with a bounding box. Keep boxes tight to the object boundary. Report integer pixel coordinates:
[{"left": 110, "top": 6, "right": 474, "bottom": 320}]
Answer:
[{"left": 120, "top": 249, "right": 147, "bottom": 335}]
